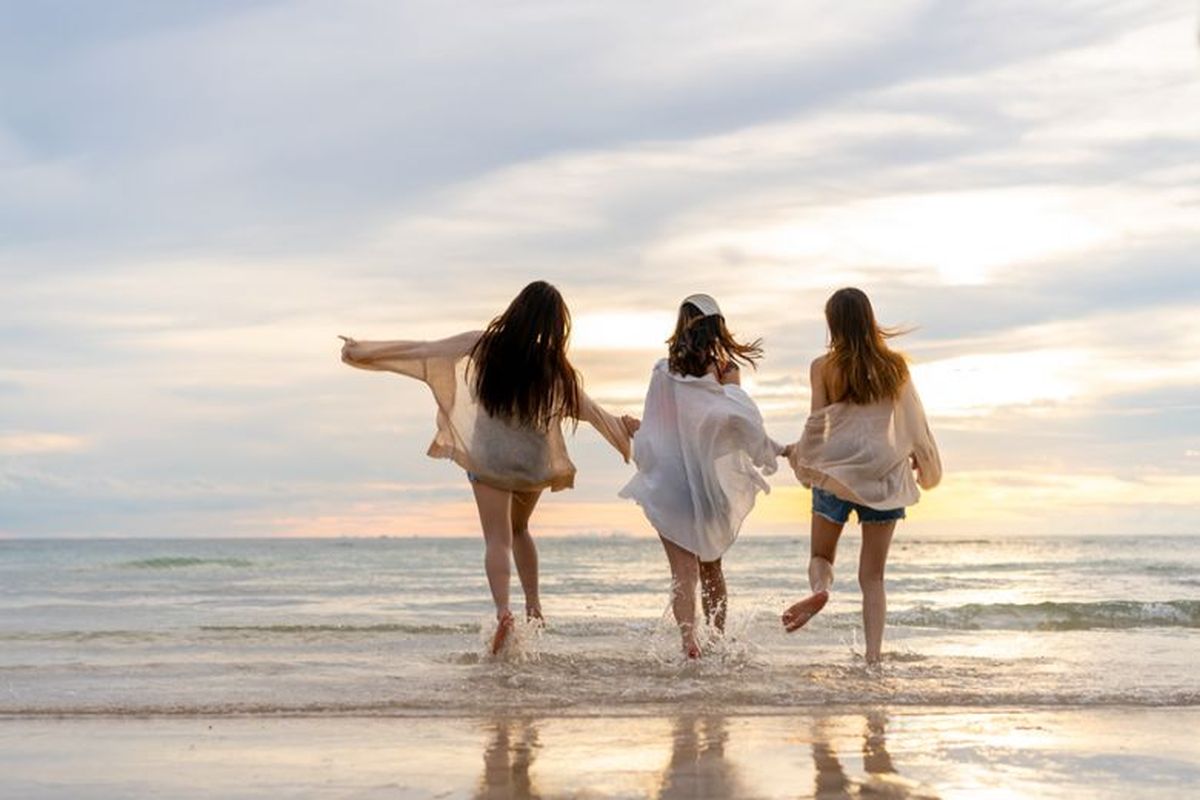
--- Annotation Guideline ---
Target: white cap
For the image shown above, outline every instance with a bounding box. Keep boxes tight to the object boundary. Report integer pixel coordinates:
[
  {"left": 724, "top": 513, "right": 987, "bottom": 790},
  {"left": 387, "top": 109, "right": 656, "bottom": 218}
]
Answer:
[{"left": 681, "top": 293, "right": 722, "bottom": 318}]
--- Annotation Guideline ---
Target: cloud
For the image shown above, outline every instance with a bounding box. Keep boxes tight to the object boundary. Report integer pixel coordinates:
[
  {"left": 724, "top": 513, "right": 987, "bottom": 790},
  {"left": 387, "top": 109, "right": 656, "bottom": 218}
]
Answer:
[
  {"left": 1, "top": 0, "right": 1197, "bottom": 536},
  {"left": 0, "top": 432, "right": 89, "bottom": 456}
]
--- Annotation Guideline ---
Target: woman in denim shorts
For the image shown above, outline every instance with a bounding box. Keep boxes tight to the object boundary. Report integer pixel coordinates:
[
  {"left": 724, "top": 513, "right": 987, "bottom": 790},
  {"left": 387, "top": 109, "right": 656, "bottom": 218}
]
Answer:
[{"left": 781, "top": 288, "right": 942, "bottom": 664}]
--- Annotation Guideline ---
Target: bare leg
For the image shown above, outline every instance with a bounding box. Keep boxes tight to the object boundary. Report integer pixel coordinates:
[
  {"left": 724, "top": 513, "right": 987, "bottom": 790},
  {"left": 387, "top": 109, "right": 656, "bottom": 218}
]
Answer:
[
  {"left": 471, "top": 482, "right": 514, "bottom": 648},
  {"left": 510, "top": 489, "right": 544, "bottom": 621},
  {"left": 858, "top": 521, "right": 896, "bottom": 664},
  {"left": 699, "top": 559, "right": 727, "bottom": 633},
  {"left": 809, "top": 513, "right": 844, "bottom": 593},
  {"left": 783, "top": 514, "right": 844, "bottom": 631},
  {"left": 659, "top": 535, "right": 701, "bottom": 657}
]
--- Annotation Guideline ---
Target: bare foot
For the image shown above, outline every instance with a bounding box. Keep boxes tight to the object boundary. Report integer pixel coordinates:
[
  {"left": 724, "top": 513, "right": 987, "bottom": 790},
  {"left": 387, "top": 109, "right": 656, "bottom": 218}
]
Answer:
[
  {"left": 684, "top": 640, "right": 702, "bottom": 660},
  {"left": 490, "top": 611, "right": 515, "bottom": 655},
  {"left": 782, "top": 590, "right": 829, "bottom": 632},
  {"left": 526, "top": 606, "right": 545, "bottom": 629}
]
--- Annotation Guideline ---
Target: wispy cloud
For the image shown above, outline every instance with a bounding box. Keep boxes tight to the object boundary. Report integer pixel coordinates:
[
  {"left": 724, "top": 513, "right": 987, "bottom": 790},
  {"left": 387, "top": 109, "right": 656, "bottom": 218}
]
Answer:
[
  {"left": 2, "top": 0, "right": 1197, "bottom": 536},
  {"left": 0, "top": 432, "right": 89, "bottom": 456}
]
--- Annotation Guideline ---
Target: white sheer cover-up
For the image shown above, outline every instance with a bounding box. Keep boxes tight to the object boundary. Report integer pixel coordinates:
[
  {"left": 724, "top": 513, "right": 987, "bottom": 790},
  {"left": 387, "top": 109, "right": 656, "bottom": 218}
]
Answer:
[
  {"left": 341, "top": 331, "right": 631, "bottom": 492},
  {"left": 788, "top": 379, "right": 942, "bottom": 510},
  {"left": 620, "top": 359, "right": 783, "bottom": 562}
]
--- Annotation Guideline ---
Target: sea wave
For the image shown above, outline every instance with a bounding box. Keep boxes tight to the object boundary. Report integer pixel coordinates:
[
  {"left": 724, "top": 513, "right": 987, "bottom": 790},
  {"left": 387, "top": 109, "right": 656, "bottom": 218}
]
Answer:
[
  {"left": 115, "top": 557, "right": 255, "bottom": 569},
  {"left": 0, "top": 629, "right": 173, "bottom": 643},
  {"left": 198, "top": 622, "right": 478, "bottom": 635},
  {"left": 7, "top": 600, "right": 1196, "bottom": 643},
  {"left": 4, "top": 688, "right": 1198, "bottom": 717},
  {"left": 892, "top": 600, "right": 1200, "bottom": 631}
]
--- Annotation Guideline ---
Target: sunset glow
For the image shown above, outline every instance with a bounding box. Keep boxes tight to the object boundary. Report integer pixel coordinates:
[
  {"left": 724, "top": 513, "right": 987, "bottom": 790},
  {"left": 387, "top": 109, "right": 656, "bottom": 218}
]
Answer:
[{"left": 2, "top": 2, "right": 1197, "bottom": 539}]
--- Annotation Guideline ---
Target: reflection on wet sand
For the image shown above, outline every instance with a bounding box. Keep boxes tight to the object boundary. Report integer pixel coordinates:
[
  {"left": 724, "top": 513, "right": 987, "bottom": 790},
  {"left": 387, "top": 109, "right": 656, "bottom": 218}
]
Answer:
[
  {"left": 472, "top": 711, "right": 939, "bottom": 799},
  {"left": 658, "top": 716, "right": 745, "bottom": 799},
  {"left": 4, "top": 709, "right": 1195, "bottom": 798},
  {"left": 813, "top": 711, "right": 938, "bottom": 800},
  {"left": 475, "top": 719, "right": 542, "bottom": 800}
]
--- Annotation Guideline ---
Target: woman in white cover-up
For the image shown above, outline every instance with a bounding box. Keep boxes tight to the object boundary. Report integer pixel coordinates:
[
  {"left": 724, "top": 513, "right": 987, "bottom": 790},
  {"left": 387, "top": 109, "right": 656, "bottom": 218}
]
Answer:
[
  {"left": 620, "top": 294, "right": 783, "bottom": 658},
  {"left": 340, "top": 281, "right": 636, "bottom": 654},
  {"left": 780, "top": 287, "right": 942, "bottom": 664}
]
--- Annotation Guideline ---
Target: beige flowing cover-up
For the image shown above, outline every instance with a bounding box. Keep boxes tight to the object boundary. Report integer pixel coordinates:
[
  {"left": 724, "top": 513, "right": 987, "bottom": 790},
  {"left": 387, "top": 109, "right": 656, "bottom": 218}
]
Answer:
[
  {"left": 788, "top": 379, "right": 942, "bottom": 510},
  {"left": 341, "top": 331, "right": 631, "bottom": 492},
  {"left": 620, "top": 359, "right": 783, "bottom": 562}
]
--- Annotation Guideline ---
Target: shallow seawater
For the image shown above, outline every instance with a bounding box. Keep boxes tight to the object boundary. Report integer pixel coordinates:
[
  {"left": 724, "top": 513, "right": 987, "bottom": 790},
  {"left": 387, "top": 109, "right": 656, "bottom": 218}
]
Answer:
[{"left": 1, "top": 534, "right": 1197, "bottom": 715}]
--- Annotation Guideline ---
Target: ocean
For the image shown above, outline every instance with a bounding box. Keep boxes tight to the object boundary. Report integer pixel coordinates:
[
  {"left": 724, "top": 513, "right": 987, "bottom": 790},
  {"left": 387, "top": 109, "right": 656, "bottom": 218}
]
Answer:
[{"left": 2, "top": 534, "right": 1198, "bottom": 716}]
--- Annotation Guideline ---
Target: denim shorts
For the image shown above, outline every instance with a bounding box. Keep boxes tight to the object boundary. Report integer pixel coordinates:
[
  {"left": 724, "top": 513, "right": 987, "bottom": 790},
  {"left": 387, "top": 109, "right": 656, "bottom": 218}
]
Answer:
[{"left": 812, "top": 487, "right": 906, "bottom": 526}]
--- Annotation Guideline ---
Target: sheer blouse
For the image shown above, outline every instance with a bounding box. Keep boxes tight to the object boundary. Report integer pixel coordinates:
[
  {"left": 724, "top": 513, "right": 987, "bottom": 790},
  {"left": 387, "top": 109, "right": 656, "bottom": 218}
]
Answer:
[
  {"left": 788, "top": 379, "right": 942, "bottom": 510},
  {"left": 341, "top": 331, "right": 631, "bottom": 492}
]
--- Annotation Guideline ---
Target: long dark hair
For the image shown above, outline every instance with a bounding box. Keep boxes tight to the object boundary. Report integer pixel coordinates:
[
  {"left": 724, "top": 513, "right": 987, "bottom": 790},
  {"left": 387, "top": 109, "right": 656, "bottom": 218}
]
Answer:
[
  {"left": 469, "top": 281, "right": 581, "bottom": 429},
  {"left": 824, "top": 287, "right": 909, "bottom": 404},
  {"left": 667, "top": 300, "right": 763, "bottom": 378}
]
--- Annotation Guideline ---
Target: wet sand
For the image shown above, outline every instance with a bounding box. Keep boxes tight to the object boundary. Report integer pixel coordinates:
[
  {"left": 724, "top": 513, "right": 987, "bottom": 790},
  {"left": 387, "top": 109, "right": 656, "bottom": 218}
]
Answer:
[{"left": 2, "top": 708, "right": 1198, "bottom": 798}]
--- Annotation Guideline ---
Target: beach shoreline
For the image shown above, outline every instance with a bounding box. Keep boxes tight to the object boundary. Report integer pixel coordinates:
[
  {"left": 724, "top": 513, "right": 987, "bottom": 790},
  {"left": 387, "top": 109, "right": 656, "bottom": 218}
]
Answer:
[
  {"left": 4, "top": 536, "right": 1198, "bottom": 796},
  {"left": 3, "top": 707, "right": 1198, "bottom": 799}
]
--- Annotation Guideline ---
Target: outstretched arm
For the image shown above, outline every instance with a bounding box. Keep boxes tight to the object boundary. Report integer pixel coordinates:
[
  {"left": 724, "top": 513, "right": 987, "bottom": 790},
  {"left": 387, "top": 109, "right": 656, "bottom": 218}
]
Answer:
[
  {"left": 578, "top": 390, "right": 632, "bottom": 463},
  {"left": 718, "top": 384, "right": 783, "bottom": 473},
  {"left": 728, "top": 369, "right": 788, "bottom": 458},
  {"left": 339, "top": 331, "right": 482, "bottom": 377}
]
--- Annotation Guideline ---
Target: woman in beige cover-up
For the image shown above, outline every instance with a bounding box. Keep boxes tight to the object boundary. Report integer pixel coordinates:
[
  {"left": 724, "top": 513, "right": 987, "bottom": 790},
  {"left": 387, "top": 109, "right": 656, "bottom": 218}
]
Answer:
[
  {"left": 339, "top": 281, "right": 636, "bottom": 654},
  {"left": 781, "top": 288, "right": 942, "bottom": 664}
]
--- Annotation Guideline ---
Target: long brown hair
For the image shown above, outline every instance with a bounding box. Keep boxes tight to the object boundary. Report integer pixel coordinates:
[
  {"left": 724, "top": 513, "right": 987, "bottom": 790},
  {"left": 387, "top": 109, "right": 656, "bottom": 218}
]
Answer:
[
  {"left": 667, "top": 300, "right": 763, "bottom": 378},
  {"left": 470, "top": 281, "right": 581, "bottom": 428},
  {"left": 823, "top": 287, "right": 909, "bottom": 404}
]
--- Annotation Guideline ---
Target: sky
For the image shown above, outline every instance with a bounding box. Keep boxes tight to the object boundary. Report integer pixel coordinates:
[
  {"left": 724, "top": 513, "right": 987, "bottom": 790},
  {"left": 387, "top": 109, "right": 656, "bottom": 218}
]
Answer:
[{"left": 2, "top": 1, "right": 1198, "bottom": 539}]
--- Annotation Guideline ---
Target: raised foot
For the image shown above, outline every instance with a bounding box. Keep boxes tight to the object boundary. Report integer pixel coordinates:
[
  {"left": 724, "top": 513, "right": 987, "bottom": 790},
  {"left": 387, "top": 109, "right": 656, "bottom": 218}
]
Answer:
[
  {"left": 490, "top": 611, "right": 515, "bottom": 655},
  {"left": 684, "top": 639, "right": 702, "bottom": 660},
  {"left": 782, "top": 590, "right": 829, "bottom": 632}
]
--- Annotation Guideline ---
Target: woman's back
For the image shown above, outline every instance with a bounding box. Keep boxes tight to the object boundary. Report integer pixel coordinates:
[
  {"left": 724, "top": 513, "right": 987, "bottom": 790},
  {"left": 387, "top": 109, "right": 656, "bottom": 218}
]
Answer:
[
  {"left": 622, "top": 296, "right": 781, "bottom": 563},
  {"left": 789, "top": 288, "right": 941, "bottom": 508}
]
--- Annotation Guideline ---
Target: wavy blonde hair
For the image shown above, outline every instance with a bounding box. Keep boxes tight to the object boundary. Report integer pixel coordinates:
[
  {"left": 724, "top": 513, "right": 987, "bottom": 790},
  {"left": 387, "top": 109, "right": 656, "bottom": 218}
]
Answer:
[{"left": 823, "top": 287, "right": 909, "bottom": 404}]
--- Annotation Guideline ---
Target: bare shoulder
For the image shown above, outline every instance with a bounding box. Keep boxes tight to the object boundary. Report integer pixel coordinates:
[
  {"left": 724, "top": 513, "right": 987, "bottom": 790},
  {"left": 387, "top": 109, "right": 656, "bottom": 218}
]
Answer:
[
  {"left": 450, "top": 329, "right": 485, "bottom": 348},
  {"left": 717, "top": 361, "right": 741, "bottom": 385},
  {"left": 809, "top": 354, "right": 832, "bottom": 410},
  {"left": 433, "top": 329, "right": 484, "bottom": 360}
]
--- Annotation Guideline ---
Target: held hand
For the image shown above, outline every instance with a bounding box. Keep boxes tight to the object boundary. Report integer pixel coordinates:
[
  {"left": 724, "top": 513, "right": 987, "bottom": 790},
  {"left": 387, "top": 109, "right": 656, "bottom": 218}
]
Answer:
[
  {"left": 781, "top": 444, "right": 794, "bottom": 459},
  {"left": 621, "top": 415, "right": 641, "bottom": 436}
]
